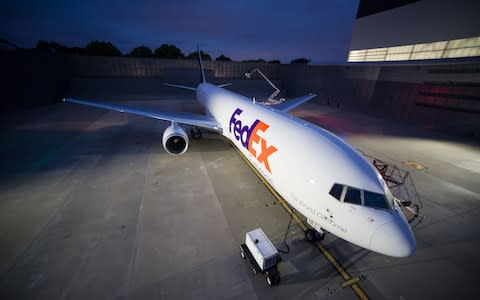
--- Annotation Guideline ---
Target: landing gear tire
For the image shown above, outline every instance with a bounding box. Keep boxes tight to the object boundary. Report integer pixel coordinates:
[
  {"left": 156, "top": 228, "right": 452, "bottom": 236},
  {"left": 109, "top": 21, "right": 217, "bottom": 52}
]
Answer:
[
  {"left": 305, "top": 229, "right": 325, "bottom": 242},
  {"left": 189, "top": 127, "right": 202, "bottom": 139},
  {"left": 317, "top": 230, "right": 325, "bottom": 241},
  {"left": 266, "top": 275, "right": 272, "bottom": 286},
  {"left": 305, "top": 229, "right": 316, "bottom": 242},
  {"left": 265, "top": 268, "right": 279, "bottom": 286}
]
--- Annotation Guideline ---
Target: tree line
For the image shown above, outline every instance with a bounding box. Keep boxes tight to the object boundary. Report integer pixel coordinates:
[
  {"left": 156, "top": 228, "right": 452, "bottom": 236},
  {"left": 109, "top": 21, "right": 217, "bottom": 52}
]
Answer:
[{"left": 34, "top": 40, "right": 310, "bottom": 64}]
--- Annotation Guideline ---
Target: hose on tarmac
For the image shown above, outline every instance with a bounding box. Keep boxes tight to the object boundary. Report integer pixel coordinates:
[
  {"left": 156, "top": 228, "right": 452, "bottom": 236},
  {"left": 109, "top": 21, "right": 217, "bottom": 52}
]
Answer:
[{"left": 277, "top": 209, "right": 295, "bottom": 254}]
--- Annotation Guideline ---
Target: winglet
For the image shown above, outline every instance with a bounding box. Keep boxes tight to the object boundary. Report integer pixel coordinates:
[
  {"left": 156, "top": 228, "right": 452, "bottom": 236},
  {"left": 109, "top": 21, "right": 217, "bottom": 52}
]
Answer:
[{"left": 197, "top": 46, "right": 206, "bottom": 83}]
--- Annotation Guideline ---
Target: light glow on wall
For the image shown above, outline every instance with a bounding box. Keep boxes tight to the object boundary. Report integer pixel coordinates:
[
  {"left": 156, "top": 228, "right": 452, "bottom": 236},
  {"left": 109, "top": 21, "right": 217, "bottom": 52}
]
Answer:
[{"left": 348, "top": 36, "right": 480, "bottom": 62}]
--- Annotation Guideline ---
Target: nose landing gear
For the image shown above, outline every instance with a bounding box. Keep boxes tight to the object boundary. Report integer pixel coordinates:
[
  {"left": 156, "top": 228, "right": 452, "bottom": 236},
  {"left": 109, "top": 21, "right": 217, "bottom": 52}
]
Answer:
[{"left": 305, "top": 228, "right": 325, "bottom": 242}]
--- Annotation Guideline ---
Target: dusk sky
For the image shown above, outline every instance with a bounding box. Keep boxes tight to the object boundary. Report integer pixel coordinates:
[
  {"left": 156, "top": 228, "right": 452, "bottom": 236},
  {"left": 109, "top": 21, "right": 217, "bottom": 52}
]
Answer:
[{"left": 1, "top": 0, "right": 359, "bottom": 63}]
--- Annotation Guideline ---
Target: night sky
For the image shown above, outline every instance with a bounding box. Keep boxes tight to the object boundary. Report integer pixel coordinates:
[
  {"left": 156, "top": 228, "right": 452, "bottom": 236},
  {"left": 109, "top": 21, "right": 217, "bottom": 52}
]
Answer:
[{"left": 1, "top": 0, "right": 359, "bottom": 63}]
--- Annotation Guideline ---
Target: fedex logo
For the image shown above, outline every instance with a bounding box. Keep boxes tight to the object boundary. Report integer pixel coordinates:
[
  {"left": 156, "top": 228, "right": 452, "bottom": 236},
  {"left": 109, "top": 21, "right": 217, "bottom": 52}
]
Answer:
[{"left": 229, "top": 108, "right": 277, "bottom": 173}]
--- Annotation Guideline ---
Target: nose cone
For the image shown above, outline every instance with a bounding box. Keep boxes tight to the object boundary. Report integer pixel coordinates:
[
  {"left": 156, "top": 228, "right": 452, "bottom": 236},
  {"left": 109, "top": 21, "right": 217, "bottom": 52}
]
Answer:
[{"left": 370, "top": 220, "right": 416, "bottom": 257}]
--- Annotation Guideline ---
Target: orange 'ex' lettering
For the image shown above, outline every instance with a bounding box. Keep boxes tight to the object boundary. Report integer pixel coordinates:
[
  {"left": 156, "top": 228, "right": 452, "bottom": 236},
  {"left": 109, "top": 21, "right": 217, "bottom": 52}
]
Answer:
[{"left": 248, "top": 121, "right": 278, "bottom": 173}]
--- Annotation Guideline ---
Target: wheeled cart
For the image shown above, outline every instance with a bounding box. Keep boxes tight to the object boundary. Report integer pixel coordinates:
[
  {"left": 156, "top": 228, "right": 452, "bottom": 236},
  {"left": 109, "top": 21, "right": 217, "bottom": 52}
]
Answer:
[{"left": 240, "top": 228, "right": 280, "bottom": 286}]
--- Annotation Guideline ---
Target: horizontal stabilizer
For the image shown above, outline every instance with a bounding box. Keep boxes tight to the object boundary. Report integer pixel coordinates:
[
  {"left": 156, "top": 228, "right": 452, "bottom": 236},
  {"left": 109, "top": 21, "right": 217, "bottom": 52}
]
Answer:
[
  {"left": 63, "top": 98, "right": 222, "bottom": 132},
  {"left": 274, "top": 93, "right": 317, "bottom": 112},
  {"left": 163, "top": 83, "right": 197, "bottom": 91}
]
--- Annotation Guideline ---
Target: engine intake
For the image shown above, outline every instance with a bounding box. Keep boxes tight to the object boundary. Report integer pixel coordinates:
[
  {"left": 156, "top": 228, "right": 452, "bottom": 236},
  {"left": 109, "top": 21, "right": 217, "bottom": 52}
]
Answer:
[{"left": 162, "top": 123, "right": 189, "bottom": 156}]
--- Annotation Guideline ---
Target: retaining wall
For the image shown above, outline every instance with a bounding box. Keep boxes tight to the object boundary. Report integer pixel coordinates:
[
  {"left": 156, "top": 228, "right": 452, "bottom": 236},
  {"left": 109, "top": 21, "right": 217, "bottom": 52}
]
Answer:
[{"left": 1, "top": 53, "right": 478, "bottom": 138}]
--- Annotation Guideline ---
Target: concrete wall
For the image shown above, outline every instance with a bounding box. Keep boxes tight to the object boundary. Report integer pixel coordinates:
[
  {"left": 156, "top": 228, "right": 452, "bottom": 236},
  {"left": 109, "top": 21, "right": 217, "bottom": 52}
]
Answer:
[
  {"left": 1, "top": 53, "right": 479, "bottom": 139},
  {"left": 289, "top": 62, "right": 480, "bottom": 138},
  {"left": 69, "top": 56, "right": 281, "bottom": 82}
]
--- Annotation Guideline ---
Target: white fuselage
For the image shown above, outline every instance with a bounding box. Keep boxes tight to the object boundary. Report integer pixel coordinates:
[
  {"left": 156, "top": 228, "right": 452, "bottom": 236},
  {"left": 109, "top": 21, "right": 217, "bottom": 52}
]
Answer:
[{"left": 197, "top": 83, "right": 416, "bottom": 257}]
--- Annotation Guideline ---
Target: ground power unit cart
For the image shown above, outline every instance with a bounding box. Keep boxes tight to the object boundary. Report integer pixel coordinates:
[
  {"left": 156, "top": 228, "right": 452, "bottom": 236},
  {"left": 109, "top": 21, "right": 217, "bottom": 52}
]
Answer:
[{"left": 240, "top": 228, "right": 281, "bottom": 286}]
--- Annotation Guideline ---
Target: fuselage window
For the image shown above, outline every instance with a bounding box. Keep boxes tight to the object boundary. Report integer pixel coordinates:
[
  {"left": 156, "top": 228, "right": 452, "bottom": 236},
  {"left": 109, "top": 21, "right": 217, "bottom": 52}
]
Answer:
[
  {"left": 344, "top": 186, "right": 361, "bottom": 205},
  {"left": 364, "top": 190, "right": 390, "bottom": 209},
  {"left": 329, "top": 183, "right": 343, "bottom": 201}
]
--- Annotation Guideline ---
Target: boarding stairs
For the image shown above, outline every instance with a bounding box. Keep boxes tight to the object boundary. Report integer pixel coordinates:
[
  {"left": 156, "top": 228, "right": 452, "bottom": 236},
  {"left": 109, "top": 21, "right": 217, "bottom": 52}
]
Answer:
[{"left": 363, "top": 154, "right": 424, "bottom": 228}]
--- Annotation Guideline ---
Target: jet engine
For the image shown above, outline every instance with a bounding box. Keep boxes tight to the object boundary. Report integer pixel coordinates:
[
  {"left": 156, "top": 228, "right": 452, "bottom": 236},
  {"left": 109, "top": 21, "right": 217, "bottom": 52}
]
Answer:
[{"left": 162, "top": 123, "right": 189, "bottom": 156}]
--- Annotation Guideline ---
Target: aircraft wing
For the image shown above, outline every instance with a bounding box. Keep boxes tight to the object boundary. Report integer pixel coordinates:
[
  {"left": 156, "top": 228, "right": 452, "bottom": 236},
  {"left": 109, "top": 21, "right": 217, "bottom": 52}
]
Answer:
[
  {"left": 64, "top": 98, "right": 222, "bottom": 132},
  {"left": 275, "top": 93, "right": 317, "bottom": 112}
]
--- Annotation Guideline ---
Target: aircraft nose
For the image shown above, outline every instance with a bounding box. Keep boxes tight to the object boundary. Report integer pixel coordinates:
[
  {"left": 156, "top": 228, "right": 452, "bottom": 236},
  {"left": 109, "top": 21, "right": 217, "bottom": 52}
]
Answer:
[{"left": 370, "top": 221, "right": 416, "bottom": 258}]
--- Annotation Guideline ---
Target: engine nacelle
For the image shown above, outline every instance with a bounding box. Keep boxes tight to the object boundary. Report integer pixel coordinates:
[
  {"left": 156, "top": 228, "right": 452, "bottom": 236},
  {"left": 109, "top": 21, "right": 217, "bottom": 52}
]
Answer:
[{"left": 162, "top": 123, "right": 189, "bottom": 156}]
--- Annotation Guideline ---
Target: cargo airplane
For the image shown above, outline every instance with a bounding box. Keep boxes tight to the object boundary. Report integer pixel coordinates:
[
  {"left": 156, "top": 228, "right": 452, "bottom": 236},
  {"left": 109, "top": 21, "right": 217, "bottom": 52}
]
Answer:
[{"left": 64, "top": 49, "right": 416, "bottom": 257}]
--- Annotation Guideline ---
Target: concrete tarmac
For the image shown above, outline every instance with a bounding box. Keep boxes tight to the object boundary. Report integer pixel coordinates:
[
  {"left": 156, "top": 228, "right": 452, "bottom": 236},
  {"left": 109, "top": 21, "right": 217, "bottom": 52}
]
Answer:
[{"left": 0, "top": 82, "right": 479, "bottom": 299}]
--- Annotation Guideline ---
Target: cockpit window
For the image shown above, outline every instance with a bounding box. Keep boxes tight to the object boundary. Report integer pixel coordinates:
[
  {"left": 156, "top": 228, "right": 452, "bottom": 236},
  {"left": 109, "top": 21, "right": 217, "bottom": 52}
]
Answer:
[
  {"left": 329, "top": 183, "right": 343, "bottom": 201},
  {"left": 344, "top": 186, "right": 361, "bottom": 205},
  {"left": 384, "top": 187, "right": 395, "bottom": 208},
  {"left": 364, "top": 190, "right": 390, "bottom": 209},
  {"left": 328, "top": 183, "right": 392, "bottom": 210}
]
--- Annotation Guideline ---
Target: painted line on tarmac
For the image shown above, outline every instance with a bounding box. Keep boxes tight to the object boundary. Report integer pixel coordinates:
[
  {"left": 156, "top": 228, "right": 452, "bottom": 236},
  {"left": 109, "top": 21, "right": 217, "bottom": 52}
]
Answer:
[{"left": 232, "top": 143, "right": 369, "bottom": 300}]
